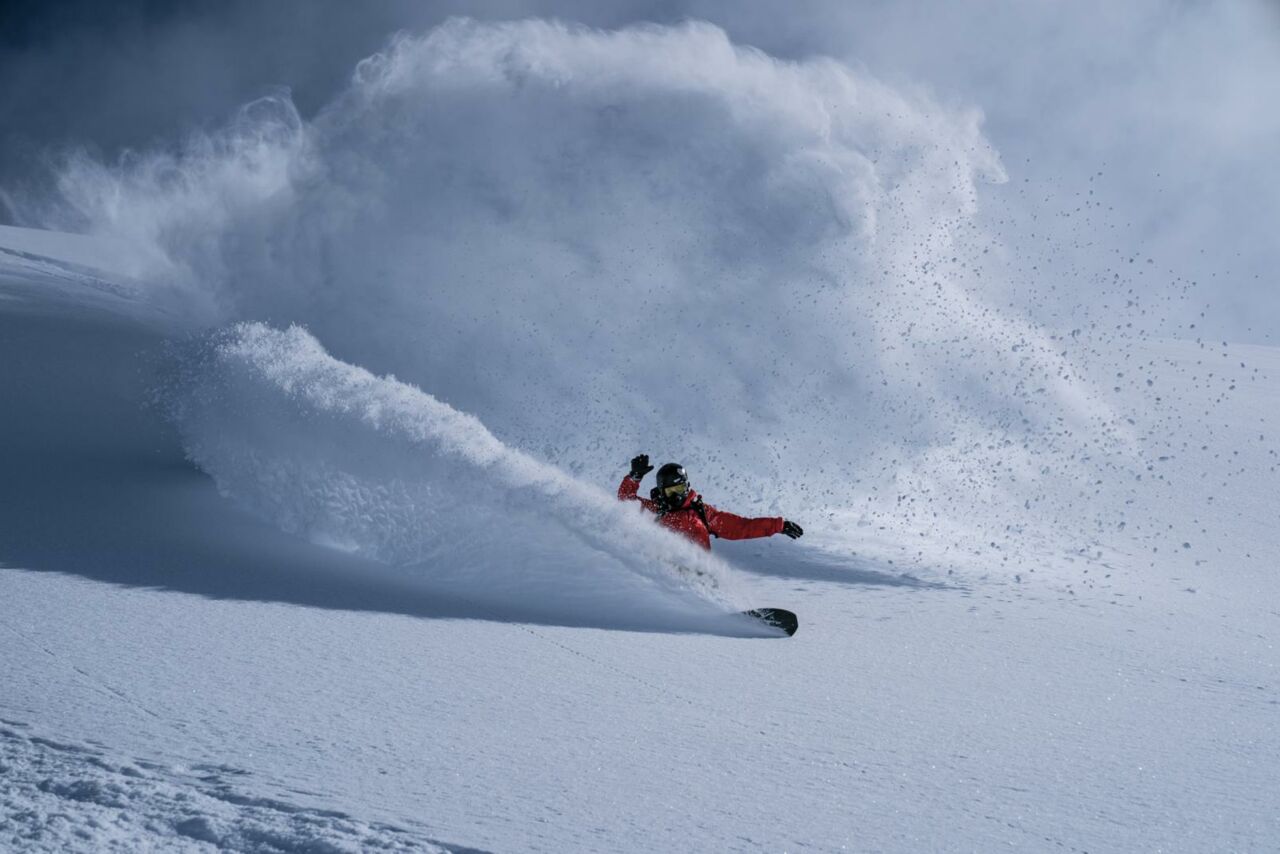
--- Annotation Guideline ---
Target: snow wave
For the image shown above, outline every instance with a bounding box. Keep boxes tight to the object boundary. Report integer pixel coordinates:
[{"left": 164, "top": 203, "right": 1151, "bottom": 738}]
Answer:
[
  {"left": 43, "top": 18, "right": 1140, "bottom": 573},
  {"left": 167, "top": 321, "right": 747, "bottom": 622}
]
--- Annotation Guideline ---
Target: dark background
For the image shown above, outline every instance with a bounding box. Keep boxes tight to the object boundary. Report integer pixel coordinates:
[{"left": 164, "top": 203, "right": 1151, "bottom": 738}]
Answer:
[{"left": 3, "top": 0, "right": 1278, "bottom": 339}]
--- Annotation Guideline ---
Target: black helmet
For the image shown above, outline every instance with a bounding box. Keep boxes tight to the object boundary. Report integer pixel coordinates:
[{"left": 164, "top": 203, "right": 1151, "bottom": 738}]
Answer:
[
  {"left": 656, "top": 463, "right": 688, "bottom": 490},
  {"left": 652, "top": 462, "right": 690, "bottom": 510}
]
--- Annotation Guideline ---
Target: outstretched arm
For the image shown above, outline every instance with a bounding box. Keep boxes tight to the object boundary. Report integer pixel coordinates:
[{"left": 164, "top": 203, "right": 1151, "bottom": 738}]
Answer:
[
  {"left": 618, "top": 454, "right": 657, "bottom": 511},
  {"left": 703, "top": 505, "right": 803, "bottom": 540},
  {"left": 703, "top": 504, "right": 785, "bottom": 540}
]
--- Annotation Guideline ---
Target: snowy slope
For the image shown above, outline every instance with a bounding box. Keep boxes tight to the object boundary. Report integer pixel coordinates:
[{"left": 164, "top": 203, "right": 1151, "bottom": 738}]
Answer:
[
  {"left": 1, "top": 719, "right": 441, "bottom": 853},
  {"left": 3, "top": 18, "right": 1279, "bottom": 853},
  {"left": 2, "top": 227, "right": 1277, "bottom": 852}
]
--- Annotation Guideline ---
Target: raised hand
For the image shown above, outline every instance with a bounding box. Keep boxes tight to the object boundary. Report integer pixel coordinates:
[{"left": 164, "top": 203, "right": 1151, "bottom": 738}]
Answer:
[
  {"left": 629, "top": 454, "right": 654, "bottom": 481},
  {"left": 781, "top": 520, "right": 804, "bottom": 539}
]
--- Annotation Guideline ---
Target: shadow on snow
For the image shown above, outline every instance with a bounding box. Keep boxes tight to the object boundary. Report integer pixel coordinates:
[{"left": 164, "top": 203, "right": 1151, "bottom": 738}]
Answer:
[
  {"left": 717, "top": 538, "right": 952, "bottom": 590},
  {"left": 0, "top": 287, "right": 946, "bottom": 637},
  {"left": 0, "top": 299, "right": 740, "bottom": 636}
]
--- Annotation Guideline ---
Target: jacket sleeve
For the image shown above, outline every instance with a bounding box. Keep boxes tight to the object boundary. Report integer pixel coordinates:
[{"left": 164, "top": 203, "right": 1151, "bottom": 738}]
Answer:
[
  {"left": 618, "top": 475, "right": 657, "bottom": 512},
  {"left": 703, "top": 504, "right": 784, "bottom": 540}
]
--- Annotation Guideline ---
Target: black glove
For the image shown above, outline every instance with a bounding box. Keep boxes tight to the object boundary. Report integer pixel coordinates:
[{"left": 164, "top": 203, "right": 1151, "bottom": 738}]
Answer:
[
  {"left": 629, "top": 454, "right": 654, "bottom": 481},
  {"left": 782, "top": 520, "right": 804, "bottom": 539}
]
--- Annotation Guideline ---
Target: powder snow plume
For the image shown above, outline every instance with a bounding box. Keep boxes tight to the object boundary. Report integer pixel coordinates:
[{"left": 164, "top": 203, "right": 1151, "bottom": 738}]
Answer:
[
  {"left": 167, "top": 321, "right": 753, "bottom": 629},
  {"left": 42, "top": 18, "right": 1141, "bottom": 577}
]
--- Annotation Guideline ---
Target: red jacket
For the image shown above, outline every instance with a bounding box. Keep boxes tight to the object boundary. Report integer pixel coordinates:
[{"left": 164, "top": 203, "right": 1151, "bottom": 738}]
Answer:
[{"left": 617, "top": 475, "right": 784, "bottom": 550}]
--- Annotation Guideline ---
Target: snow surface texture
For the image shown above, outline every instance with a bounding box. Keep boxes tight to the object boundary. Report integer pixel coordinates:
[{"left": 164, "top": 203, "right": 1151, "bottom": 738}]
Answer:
[
  {"left": 2, "top": 16, "right": 1278, "bottom": 853},
  {"left": 0, "top": 721, "right": 442, "bottom": 853}
]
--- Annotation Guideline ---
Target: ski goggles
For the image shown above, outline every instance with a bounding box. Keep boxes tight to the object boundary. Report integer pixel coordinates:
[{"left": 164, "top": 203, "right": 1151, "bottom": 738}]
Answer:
[{"left": 660, "top": 482, "right": 689, "bottom": 498}]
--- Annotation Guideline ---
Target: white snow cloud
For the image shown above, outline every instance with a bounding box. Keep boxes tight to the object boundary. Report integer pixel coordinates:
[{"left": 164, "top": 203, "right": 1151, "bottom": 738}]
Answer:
[{"left": 39, "top": 17, "right": 1156, "bottom": 570}]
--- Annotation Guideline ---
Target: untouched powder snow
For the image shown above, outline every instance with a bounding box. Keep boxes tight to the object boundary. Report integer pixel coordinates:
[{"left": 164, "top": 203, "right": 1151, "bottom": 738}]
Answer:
[{"left": 2, "top": 17, "right": 1278, "bottom": 853}]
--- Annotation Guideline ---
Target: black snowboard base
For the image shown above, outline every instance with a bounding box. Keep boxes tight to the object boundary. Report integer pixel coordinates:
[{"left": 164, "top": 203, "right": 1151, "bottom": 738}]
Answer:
[{"left": 743, "top": 608, "right": 799, "bottom": 637}]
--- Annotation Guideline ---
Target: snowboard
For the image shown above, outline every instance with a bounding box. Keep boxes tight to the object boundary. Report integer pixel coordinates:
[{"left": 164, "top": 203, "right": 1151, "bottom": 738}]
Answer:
[{"left": 743, "top": 608, "right": 799, "bottom": 637}]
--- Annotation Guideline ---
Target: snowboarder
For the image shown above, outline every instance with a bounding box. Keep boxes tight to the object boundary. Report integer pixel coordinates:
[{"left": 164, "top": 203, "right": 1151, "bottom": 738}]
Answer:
[{"left": 618, "top": 454, "right": 804, "bottom": 550}]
